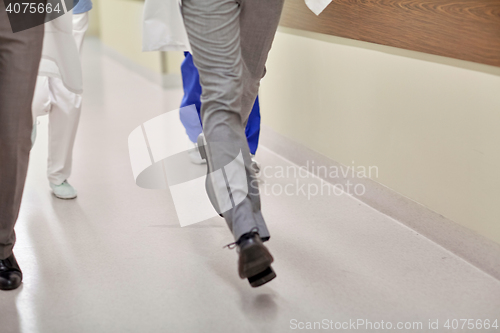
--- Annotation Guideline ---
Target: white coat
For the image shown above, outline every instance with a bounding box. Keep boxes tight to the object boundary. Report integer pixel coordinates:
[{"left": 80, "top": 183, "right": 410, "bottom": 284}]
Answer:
[
  {"left": 32, "top": 13, "right": 89, "bottom": 185},
  {"left": 39, "top": 12, "right": 83, "bottom": 94}
]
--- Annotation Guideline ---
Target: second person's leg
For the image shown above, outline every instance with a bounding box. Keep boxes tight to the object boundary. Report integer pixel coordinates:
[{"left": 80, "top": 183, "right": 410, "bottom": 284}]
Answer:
[
  {"left": 47, "top": 12, "right": 88, "bottom": 196},
  {"left": 0, "top": 5, "right": 44, "bottom": 290}
]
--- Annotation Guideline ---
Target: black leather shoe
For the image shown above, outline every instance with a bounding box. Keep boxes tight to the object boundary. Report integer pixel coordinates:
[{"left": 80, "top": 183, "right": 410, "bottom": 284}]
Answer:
[
  {"left": 234, "top": 230, "right": 274, "bottom": 279},
  {"left": 0, "top": 254, "right": 23, "bottom": 291}
]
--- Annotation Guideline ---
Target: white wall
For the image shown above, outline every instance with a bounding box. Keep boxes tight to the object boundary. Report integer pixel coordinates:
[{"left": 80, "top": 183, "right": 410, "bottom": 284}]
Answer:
[
  {"left": 95, "top": 0, "right": 182, "bottom": 75},
  {"left": 260, "top": 27, "right": 500, "bottom": 244}
]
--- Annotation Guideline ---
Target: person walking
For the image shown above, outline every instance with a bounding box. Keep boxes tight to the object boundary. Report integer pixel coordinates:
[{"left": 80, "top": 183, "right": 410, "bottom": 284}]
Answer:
[
  {"left": 31, "top": 0, "right": 92, "bottom": 199},
  {"left": 181, "top": 0, "right": 285, "bottom": 287}
]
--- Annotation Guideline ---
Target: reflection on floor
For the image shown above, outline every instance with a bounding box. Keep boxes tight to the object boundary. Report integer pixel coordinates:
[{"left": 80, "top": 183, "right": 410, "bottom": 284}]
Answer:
[{"left": 1, "top": 39, "right": 499, "bottom": 333}]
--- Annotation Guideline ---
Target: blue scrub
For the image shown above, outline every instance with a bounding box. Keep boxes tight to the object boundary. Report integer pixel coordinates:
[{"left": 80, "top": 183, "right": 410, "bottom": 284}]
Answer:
[
  {"left": 73, "top": 0, "right": 92, "bottom": 14},
  {"left": 180, "top": 52, "right": 260, "bottom": 155}
]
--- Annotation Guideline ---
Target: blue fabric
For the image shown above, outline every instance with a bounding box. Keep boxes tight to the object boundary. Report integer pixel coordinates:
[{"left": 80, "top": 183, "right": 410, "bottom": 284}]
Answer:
[
  {"left": 180, "top": 52, "right": 261, "bottom": 155},
  {"left": 245, "top": 96, "right": 260, "bottom": 155},
  {"left": 73, "top": 0, "right": 92, "bottom": 14},
  {"left": 180, "top": 52, "right": 202, "bottom": 143}
]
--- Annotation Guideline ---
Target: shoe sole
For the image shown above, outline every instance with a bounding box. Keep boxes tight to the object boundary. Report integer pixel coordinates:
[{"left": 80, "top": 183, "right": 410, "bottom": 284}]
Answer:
[
  {"left": 53, "top": 194, "right": 77, "bottom": 200},
  {"left": 239, "top": 242, "right": 274, "bottom": 278},
  {"left": 0, "top": 275, "right": 22, "bottom": 291},
  {"left": 0, "top": 282, "right": 22, "bottom": 290},
  {"left": 248, "top": 266, "right": 276, "bottom": 288}
]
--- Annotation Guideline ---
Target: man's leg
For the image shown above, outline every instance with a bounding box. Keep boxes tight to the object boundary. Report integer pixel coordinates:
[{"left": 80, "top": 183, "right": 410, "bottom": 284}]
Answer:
[
  {"left": 237, "top": 0, "right": 282, "bottom": 157},
  {"left": 239, "top": 0, "right": 284, "bottom": 123},
  {"left": 182, "top": 0, "right": 283, "bottom": 287},
  {"left": 182, "top": 0, "right": 282, "bottom": 241},
  {"left": 0, "top": 3, "right": 44, "bottom": 289},
  {"left": 235, "top": 0, "right": 284, "bottom": 239},
  {"left": 182, "top": 0, "right": 266, "bottom": 241}
]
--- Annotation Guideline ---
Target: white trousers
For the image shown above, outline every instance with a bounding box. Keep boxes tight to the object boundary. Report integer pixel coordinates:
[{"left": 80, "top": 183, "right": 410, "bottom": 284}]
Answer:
[{"left": 32, "top": 12, "right": 89, "bottom": 185}]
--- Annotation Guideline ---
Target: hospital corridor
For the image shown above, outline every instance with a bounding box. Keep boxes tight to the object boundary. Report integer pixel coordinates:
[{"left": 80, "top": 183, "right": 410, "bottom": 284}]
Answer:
[{"left": 1, "top": 0, "right": 500, "bottom": 332}]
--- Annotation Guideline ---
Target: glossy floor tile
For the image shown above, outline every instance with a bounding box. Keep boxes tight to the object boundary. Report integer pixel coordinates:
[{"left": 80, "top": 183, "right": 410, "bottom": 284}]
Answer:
[{"left": 1, "top": 39, "right": 499, "bottom": 333}]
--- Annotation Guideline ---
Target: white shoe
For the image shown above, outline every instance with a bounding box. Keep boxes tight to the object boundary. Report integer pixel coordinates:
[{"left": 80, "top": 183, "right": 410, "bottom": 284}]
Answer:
[
  {"left": 50, "top": 180, "right": 77, "bottom": 199},
  {"left": 250, "top": 154, "right": 261, "bottom": 176},
  {"left": 188, "top": 143, "right": 206, "bottom": 165}
]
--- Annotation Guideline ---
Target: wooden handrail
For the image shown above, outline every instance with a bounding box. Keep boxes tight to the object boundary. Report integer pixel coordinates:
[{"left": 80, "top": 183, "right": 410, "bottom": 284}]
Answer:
[{"left": 280, "top": 0, "right": 500, "bottom": 68}]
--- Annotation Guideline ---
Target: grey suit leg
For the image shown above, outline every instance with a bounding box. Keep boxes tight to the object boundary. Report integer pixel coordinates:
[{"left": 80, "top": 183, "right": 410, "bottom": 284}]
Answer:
[
  {"left": 0, "top": 4, "right": 44, "bottom": 259},
  {"left": 182, "top": 0, "right": 284, "bottom": 241}
]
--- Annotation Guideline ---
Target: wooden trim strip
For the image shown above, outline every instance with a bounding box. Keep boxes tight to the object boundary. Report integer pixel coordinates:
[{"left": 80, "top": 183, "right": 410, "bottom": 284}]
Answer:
[{"left": 279, "top": 0, "right": 500, "bottom": 67}]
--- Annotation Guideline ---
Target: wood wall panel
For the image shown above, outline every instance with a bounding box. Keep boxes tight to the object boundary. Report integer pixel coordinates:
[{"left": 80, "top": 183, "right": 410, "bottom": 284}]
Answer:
[{"left": 279, "top": 0, "right": 500, "bottom": 67}]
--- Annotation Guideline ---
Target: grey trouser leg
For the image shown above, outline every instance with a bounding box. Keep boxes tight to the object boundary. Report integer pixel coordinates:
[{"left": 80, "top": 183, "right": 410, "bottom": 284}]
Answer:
[
  {"left": 182, "top": 0, "right": 284, "bottom": 241},
  {"left": 0, "top": 4, "right": 44, "bottom": 259}
]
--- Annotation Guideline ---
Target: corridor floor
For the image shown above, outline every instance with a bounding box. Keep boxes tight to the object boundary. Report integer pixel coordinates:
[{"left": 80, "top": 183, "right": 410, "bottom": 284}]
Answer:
[{"left": 1, "top": 39, "right": 499, "bottom": 333}]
